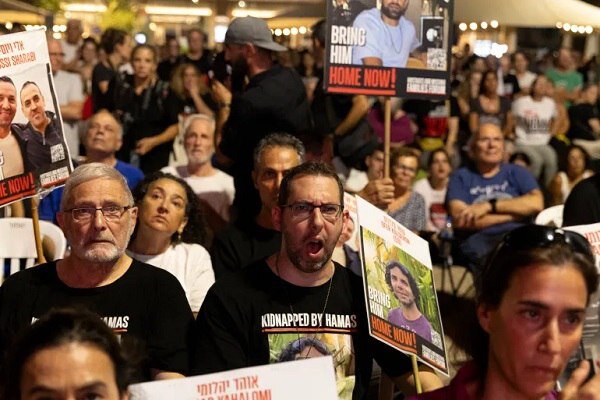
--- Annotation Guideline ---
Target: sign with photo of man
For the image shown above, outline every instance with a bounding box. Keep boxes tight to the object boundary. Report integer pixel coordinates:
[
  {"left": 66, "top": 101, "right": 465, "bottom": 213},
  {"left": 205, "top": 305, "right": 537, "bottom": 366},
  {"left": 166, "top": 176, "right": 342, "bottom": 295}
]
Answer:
[
  {"left": 325, "top": 0, "right": 453, "bottom": 99},
  {"left": 355, "top": 196, "right": 448, "bottom": 374},
  {"left": 0, "top": 29, "right": 73, "bottom": 208}
]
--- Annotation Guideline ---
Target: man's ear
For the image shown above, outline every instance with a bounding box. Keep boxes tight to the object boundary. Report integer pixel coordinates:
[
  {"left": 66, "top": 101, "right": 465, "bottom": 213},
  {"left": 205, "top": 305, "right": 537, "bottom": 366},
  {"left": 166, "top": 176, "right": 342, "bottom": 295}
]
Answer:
[
  {"left": 272, "top": 205, "right": 282, "bottom": 231},
  {"left": 477, "top": 303, "right": 493, "bottom": 334}
]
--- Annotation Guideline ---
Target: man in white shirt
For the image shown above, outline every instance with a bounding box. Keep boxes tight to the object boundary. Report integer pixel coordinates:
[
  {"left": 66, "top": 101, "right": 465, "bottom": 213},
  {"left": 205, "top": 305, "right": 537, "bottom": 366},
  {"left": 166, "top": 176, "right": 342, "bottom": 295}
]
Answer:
[
  {"left": 48, "top": 38, "right": 84, "bottom": 158},
  {"left": 161, "top": 114, "right": 234, "bottom": 232},
  {"left": 61, "top": 20, "right": 83, "bottom": 71},
  {"left": 352, "top": 0, "right": 419, "bottom": 67}
]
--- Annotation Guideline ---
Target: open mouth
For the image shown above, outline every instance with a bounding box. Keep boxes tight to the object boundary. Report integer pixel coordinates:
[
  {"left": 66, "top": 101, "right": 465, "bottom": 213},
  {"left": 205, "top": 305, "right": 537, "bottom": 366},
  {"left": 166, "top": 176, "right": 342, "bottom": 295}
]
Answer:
[{"left": 307, "top": 240, "right": 324, "bottom": 255}]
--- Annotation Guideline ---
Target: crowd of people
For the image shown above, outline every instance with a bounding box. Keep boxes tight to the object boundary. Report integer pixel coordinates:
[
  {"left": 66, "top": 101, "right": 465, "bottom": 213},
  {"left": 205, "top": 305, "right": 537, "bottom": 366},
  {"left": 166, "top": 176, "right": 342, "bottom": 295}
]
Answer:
[{"left": 0, "top": 13, "right": 599, "bottom": 400}]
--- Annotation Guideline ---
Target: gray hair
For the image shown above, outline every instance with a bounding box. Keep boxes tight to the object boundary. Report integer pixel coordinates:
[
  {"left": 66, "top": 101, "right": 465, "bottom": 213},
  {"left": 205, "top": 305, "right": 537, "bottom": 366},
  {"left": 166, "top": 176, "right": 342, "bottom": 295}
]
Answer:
[
  {"left": 253, "top": 133, "right": 306, "bottom": 170},
  {"left": 183, "top": 113, "right": 216, "bottom": 137},
  {"left": 86, "top": 110, "right": 123, "bottom": 139},
  {"left": 60, "top": 163, "right": 133, "bottom": 211}
]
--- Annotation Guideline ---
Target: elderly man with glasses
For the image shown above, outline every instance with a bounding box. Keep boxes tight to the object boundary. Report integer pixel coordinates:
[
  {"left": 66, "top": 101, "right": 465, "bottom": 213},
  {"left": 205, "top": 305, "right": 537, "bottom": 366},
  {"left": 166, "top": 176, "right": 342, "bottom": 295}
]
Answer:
[
  {"left": 193, "top": 161, "right": 443, "bottom": 399},
  {"left": 0, "top": 163, "right": 193, "bottom": 381}
]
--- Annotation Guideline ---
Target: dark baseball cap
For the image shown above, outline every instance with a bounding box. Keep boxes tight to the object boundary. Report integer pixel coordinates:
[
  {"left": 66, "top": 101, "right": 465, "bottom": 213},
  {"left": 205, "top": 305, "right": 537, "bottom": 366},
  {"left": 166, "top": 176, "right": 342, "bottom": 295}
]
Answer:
[{"left": 224, "top": 16, "right": 287, "bottom": 52}]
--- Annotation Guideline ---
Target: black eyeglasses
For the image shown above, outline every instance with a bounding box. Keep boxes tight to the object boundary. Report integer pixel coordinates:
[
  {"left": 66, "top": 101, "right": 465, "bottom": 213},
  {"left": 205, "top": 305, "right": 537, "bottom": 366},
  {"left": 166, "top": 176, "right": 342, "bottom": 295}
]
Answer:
[
  {"left": 493, "top": 225, "right": 594, "bottom": 263},
  {"left": 280, "top": 202, "right": 343, "bottom": 222}
]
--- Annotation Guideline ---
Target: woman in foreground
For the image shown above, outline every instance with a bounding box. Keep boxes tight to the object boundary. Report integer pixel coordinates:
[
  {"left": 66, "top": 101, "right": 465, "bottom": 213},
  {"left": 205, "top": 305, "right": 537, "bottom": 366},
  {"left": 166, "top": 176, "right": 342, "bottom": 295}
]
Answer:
[
  {"left": 3, "top": 308, "right": 132, "bottom": 400},
  {"left": 412, "top": 224, "right": 600, "bottom": 400}
]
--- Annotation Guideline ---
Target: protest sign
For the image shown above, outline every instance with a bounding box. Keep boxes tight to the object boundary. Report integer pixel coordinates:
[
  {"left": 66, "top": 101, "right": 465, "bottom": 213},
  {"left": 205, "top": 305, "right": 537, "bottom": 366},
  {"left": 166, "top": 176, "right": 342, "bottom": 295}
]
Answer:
[
  {"left": 0, "top": 29, "right": 73, "bottom": 208},
  {"left": 355, "top": 195, "right": 448, "bottom": 374},
  {"left": 129, "top": 357, "right": 338, "bottom": 400},
  {"left": 325, "top": 0, "right": 453, "bottom": 99},
  {"left": 562, "top": 224, "right": 600, "bottom": 362}
]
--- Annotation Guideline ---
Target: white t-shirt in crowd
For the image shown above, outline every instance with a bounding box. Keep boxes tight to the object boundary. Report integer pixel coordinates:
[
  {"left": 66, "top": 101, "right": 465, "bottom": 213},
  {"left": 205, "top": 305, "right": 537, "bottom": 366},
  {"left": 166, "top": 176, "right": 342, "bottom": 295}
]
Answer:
[
  {"left": 512, "top": 96, "right": 558, "bottom": 146},
  {"left": 352, "top": 8, "right": 419, "bottom": 68},
  {"left": 161, "top": 166, "right": 235, "bottom": 222},
  {"left": 512, "top": 95, "right": 557, "bottom": 146},
  {"left": 413, "top": 177, "right": 448, "bottom": 232},
  {"left": 127, "top": 242, "right": 214, "bottom": 313},
  {"left": 53, "top": 70, "right": 84, "bottom": 157},
  {"left": 60, "top": 39, "right": 81, "bottom": 65}
]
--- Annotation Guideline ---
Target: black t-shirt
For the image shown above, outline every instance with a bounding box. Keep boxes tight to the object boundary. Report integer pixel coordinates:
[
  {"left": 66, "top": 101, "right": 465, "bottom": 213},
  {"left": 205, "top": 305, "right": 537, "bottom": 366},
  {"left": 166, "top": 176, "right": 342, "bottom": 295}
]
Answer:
[
  {"left": 210, "top": 219, "right": 281, "bottom": 279},
  {"left": 91, "top": 62, "right": 117, "bottom": 112},
  {"left": 568, "top": 103, "right": 599, "bottom": 141},
  {"left": 181, "top": 52, "right": 214, "bottom": 75},
  {"left": 219, "top": 65, "right": 312, "bottom": 219},
  {"left": 502, "top": 73, "right": 521, "bottom": 98},
  {"left": 157, "top": 57, "right": 181, "bottom": 82},
  {"left": 193, "top": 261, "right": 412, "bottom": 399},
  {"left": 0, "top": 260, "right": 194, "bottom": 377},
  {"left": 563, "top": 174, "right": 600, "bottom": 226},
  {"left": 114, "top": 75, "right": 179, "bottom": 173}
]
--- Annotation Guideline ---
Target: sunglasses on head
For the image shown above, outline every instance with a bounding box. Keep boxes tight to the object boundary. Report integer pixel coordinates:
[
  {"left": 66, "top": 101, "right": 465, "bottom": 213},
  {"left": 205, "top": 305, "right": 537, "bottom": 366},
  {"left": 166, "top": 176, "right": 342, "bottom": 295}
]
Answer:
[{"left": 493, "top": 224, "right": 595, "bottom": 264}]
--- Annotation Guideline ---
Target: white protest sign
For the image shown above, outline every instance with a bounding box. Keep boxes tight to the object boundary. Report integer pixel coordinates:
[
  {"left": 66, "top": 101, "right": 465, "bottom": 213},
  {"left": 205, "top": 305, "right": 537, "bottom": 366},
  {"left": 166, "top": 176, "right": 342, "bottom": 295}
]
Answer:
[
  {"left": 0, "top": 29, "right": 73, "bottom": 208},
  {"left": 563, "top": 223, "right": 600, "bottom": 357},
  {"left": 355, "top": 195, "right": 448, "bottom": 374},
  {"left": 129, "top": 356, "right": 337, "bottom": 400}
]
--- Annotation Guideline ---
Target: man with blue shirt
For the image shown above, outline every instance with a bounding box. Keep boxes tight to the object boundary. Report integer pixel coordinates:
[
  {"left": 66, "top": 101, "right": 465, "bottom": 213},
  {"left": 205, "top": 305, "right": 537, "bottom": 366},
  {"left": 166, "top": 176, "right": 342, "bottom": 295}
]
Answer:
[
  {"left": 446, "top": 123, "right": 543, "bottom": 271},
  {"left": 39, "top": 110, "right": 143, "bottom": 223},
  {"left": 352, "top": 0, "right": 419, "bottom": 67}
]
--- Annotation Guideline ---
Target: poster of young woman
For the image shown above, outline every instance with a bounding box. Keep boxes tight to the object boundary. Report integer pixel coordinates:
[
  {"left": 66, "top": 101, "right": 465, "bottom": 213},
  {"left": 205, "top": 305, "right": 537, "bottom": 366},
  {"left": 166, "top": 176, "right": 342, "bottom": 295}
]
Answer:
[{"left": 0, "top": 29, "right": 73, "bottom": 208}]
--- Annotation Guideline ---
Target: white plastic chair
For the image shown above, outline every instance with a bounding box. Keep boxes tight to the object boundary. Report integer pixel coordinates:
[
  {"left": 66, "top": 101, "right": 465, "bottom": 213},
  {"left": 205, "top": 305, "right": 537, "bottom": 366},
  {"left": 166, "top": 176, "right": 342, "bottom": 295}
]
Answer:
[
  {"left": 0, "top": 218, "right": 66, "bottom": 282},
  {"left": 535, "top": 205, "right": 564, "bottom": 227}
]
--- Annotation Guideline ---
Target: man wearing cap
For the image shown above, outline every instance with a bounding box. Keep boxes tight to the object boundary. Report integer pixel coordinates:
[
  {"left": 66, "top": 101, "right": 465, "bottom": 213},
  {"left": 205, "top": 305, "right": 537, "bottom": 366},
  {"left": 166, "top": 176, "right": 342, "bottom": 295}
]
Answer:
[{"left": 212, "top": 16, "right": 311, "bottom": 221}]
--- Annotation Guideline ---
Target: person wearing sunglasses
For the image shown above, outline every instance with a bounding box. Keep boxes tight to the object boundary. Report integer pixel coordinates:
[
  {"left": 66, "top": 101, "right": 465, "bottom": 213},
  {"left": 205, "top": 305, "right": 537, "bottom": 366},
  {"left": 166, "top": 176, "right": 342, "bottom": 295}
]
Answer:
[
  {"left": 0, "top": 163, "right": 193, "bottom": 381},
  {"left": 411, "top": 224, "right": 600, "bottom": 400}
]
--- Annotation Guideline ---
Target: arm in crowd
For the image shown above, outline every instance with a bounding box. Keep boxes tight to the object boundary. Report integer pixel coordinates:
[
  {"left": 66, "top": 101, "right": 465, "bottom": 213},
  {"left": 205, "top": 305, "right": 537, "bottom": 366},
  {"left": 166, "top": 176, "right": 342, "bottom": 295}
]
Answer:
[
  {"left": 334, "top": 95, "right": 369, "bottom": 137},
  {"left": 135, "top": 123, "right": 179, "bottom": 156},
  {"left": 449, "top": 189, "right": 543, "bottom": 229}
]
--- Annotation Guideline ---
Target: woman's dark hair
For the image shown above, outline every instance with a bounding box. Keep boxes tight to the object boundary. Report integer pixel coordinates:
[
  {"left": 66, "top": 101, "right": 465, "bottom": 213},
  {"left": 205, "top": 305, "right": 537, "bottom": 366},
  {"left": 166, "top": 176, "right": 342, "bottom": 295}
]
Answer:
[
  {"left": 567, "top": 144, "right": 591, "bottom": 171},
  {"left": 465, "top": 225, "right": 598, "bottom": 372},
  {"left": 2, "top": 308, "right": 134, "bottom": 400},
  {"left": 131, "top": 44, "right": 158, "bottom": 64},
  {"left": 426, "top": 148, "right": 451, "bottom": 169},
  {"left": 100, "top": 28, "right": 128, "bottom": 54},
  {"left": 132, "top": 172, "right": 208, "bottom": 247},
  {"left": 81, "top": 37, "right": 98, "bottom": 52},
  {"left": 509, "top": 151, "right": 531, "bottom": 167},
  {"left": 479, "top": 69, "right": 498, "bottom": 96}
]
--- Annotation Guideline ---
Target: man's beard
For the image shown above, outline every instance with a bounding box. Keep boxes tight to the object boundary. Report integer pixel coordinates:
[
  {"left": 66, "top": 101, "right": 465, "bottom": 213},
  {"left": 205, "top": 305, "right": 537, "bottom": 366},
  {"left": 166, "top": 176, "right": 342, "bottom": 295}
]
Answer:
[
  {"left": 284, "top": 236, "right": 336, "bottom": 274},
  {"left": 381, "top": 3, "right": 407, "bottom": 20},
  {"left": 230, "top": 58, "right": 248, "bottom": 94}
]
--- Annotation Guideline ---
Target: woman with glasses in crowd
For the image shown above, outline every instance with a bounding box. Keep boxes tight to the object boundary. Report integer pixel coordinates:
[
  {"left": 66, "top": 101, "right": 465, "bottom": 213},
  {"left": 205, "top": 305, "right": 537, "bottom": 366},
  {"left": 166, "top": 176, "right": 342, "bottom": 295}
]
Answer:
[
  {"left": 3, "top": 308, "right": 134, "bottom": 400},
  {"left": 411, "top": 224, "right": 600, "bottom": 400},
  {"left": 127, "top": 172, "right": 214, "bottom": 317},
  {"left": 387, "top": 148, "right": 426, "bottom": 233}
]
